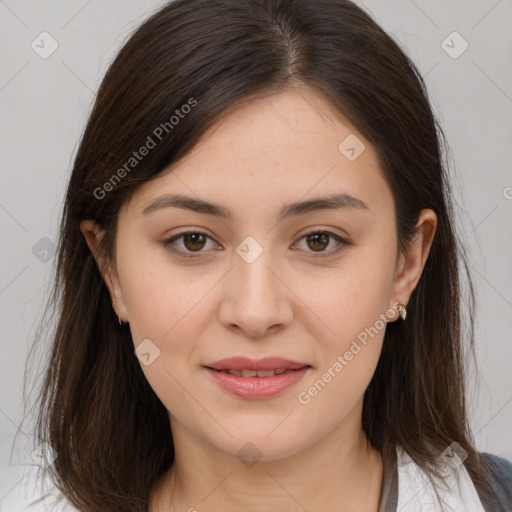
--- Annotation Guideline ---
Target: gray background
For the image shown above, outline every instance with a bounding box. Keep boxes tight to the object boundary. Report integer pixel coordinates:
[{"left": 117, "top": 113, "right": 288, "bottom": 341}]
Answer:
[{"left": 1, "top": 0, "right": 511, "bottom": 509}]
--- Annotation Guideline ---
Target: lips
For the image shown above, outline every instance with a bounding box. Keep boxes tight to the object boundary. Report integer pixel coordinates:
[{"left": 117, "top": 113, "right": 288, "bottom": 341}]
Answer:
[
  {"left": 215, "top": 368, "right": 288, "bottom": 377},
  {"left": 204, "top": 356, "right": 309, "bottom": 372},
  {"left": 203, "top": 357, "right": 311, "bottom": 399}
]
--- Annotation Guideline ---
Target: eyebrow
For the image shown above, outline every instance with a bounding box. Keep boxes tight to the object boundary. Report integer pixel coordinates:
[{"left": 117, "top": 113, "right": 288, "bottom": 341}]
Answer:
[{"left": 141, "top": 192, "right": 369, "bottom": 221}]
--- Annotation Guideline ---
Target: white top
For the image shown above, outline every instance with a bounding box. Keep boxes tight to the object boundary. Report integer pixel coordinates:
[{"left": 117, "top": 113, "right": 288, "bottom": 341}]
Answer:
[{"left": 396, "top": 445, "right": 486, "bottom": 511}]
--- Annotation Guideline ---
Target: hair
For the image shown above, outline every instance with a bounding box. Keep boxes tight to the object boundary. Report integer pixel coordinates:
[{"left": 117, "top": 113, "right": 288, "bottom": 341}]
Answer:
[{"left": 20, "top": 0, "right": 499, "bottom": 510}]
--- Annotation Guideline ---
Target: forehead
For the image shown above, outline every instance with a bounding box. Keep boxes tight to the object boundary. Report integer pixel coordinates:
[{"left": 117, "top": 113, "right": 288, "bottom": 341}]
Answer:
[{"left": 127, "top": 86, "right": 392, "bottom": 217}]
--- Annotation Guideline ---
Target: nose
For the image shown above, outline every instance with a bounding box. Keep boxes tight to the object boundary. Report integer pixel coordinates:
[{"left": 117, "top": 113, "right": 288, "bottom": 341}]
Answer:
[{"left": 218, "top": 244, "right": 294, "bottom": 339}]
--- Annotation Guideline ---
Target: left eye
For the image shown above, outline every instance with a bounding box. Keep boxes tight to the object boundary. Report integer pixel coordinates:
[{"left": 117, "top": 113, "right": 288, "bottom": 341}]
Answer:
[
  {"left": 294, "top": 230, "right": 348, "bottom": 256},
  {"left": 162, "top": 229, "right": 348, "bottom": 258}
]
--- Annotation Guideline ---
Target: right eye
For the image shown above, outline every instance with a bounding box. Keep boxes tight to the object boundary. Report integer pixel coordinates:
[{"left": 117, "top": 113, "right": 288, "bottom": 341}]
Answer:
[{"left": 162, "top": 230, "right": 221, "bottom": 258}]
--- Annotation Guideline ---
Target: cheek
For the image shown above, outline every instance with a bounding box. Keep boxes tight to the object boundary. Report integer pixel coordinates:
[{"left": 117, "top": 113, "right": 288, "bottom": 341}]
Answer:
[
  {"left": 119, "top": 260, "right": 215, "bottom": 420},
  {"left": 295, "top": 243, "right": 396, "bottom": 354},
  {"left": 291, "top": 239, "right": 396, "bottom": 414},
  {"left": 294, "top": 275, "right": 392, "bottom": 424},
  {"left": 117, "top": 240, "right": 215, "bottom": 343}
]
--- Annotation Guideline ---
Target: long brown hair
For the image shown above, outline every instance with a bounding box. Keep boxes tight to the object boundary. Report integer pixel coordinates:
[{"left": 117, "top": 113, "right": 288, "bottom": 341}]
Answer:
[{"left": 21, "top": 0, "right": 497, "bottom": 510}]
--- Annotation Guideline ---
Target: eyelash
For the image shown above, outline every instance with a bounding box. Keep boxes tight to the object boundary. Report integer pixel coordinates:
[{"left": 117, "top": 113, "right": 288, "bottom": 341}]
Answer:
[{"left": 162, "top": 229, "right": 350, "bottom": 259}]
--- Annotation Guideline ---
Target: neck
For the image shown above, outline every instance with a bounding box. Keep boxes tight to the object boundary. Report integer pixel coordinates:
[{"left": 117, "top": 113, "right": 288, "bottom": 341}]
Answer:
[{"left": 150, "top": 413, "right": 384, "bottom": 512}]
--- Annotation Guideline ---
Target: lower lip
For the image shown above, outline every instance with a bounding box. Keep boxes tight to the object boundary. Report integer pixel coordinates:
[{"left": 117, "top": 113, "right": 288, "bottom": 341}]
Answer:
[{"left": 205, "top": 367, "right": 310, "bottom": 399}]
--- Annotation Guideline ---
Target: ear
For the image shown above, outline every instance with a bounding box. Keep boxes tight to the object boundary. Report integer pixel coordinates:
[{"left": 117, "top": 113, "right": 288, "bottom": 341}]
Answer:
[
  {"left": 80, "top": 219, "right": 129, "bottom": 323},
  {"left": 390, "top": 209, "right": 437, "bottom": 321}
]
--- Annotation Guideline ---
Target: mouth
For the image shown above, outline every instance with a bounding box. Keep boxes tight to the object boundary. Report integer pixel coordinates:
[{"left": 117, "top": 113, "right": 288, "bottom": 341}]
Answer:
[
  {"left": 203, "top": 357, "right": 312, "bottom": 399},
  {"left": 204, "top": 356, "right": 310, "bottom": 372},
  {"left": 207, "top": 368, "right": 299, "bottom": 377}
]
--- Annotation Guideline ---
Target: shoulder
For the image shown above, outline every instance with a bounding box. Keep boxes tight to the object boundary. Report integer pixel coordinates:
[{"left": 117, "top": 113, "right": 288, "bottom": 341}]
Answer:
[
  {"left": 482, "top": 452, "right": 512, "bottom": 474},
  {"left": 479, "top": 452, "right": 512, "bottom": 512}
]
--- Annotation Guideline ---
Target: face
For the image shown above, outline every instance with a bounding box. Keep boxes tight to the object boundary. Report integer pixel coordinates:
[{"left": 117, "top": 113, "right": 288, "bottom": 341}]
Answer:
[{"left": 83, "top": 86, "right": 434, "bottom": 462}]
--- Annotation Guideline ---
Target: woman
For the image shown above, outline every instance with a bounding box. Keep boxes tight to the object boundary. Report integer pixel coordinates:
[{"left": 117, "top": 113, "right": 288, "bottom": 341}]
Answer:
[{"left": 24, "top": 0, "right": 512, "bottom": 510}]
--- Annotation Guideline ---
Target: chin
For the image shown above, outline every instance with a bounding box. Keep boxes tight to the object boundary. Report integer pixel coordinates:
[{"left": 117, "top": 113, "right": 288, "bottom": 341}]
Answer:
[{"left": 207, "top": 425, "right": 315, "bottom": 464}]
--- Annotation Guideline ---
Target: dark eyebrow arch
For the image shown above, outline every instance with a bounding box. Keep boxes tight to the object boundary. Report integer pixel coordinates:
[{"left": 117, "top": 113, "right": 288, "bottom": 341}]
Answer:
[{"left": 141, "top": 193, "right": 368, "bottom": 220}]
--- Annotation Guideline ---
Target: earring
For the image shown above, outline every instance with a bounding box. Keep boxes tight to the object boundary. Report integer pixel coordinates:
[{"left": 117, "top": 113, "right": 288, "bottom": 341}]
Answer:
[
  {"left": 112, "top": 300, "right": 122, "bottom": 325},
  {"left": 397, "top": 304, "right": 407, "bottom": 321}
]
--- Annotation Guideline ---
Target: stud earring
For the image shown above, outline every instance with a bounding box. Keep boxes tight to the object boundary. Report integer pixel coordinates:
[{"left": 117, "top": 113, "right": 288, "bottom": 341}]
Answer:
[
  {"left": 397, "top": 304, "right": 407, "bottom": 321},
  {"left": 112, "top": 300, "right": 122, "bottom": 325}
]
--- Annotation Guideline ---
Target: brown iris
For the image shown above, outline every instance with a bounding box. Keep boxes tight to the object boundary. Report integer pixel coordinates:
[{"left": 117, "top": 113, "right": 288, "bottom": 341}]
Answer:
[
  {"left": 306, "top": 232, "right": 329, "bottom": 252},
  {"left": 183, "top": 233, "right": 207, "bottom": 251}
]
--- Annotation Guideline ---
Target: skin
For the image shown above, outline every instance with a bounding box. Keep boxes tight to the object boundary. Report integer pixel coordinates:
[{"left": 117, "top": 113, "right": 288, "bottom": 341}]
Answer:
[{"left": 81, "top": 85, "right": 437, "bottom": 511}]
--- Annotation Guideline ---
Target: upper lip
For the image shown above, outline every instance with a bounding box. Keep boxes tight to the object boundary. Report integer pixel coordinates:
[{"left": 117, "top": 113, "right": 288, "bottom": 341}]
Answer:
[{"left": 204, "top": 357, "right": 310, "bottom": 371}]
